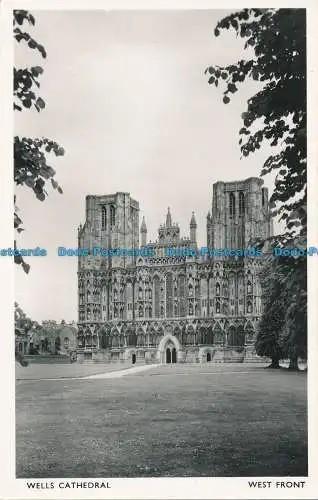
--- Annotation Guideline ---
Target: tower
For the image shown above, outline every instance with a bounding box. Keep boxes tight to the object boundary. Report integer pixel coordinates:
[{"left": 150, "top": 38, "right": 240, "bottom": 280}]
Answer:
[
  {"left": 209, "top": 177, "right": 272, "bottom": 248},
  {"left": 78, "top": 192, "right": 140, "bottom": 269},
  {"left": 157, "top": 208, "right": 180, "bottom": 246}
]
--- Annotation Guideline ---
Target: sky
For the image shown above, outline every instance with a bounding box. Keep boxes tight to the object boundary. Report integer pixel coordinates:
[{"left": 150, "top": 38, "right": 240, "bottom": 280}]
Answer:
[{"left": 14, "top": 9, "right": 278, "bottom": 322}]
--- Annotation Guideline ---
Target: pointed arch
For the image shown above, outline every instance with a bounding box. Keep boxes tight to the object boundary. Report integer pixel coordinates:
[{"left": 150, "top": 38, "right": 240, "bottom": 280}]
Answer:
[
  {"left": 153, "top": 275, "right": 160, "bottom": 318},
  {"left": 101, "top": 206, "right": 107, "bottom": 230},
  {"left": 110, "top": 205, "right": 116, "bottom": 228},
  {"left": 166, "top": 272, "right": 173, "bottom": 318},
  {"left": 229, "top": 192, "right": 236, "bottom": 217},
  {"left": 239, "top": 192, "right": 245, "bottom": 215}
]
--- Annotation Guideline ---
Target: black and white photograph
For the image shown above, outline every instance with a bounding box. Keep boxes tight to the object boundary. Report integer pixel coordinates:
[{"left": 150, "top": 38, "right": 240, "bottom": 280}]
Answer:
[{"left": 1, "top": 1, "right": 317, "bottom": 498}]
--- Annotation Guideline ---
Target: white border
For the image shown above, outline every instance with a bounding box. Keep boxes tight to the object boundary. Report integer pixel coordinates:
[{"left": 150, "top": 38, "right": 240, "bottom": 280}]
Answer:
[{"left": 1, "top": 0, "right": 317, "bottom": 498}]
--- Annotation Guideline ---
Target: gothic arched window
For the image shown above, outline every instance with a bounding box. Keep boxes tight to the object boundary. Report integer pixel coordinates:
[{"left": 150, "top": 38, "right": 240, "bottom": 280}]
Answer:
[
  {"left": 137, "top": 333, "right": 145, "bottom": 346},
  {"left": 229, "top": 192, "right": 236, "bottom": 217},
  {"left": 110, "top": 205, "right": 116, "bottom": 228},
  {"left": 239, "top": 192, "right": 245, "bottom": 215},
  {"left": 216, "top": 283, "right": 220, "bottom": 296},
  {"left": 247, "top": 281, "right": 252, "bottom": 295},
  {"left": 101, "top": 206, "right": 107, "bottom": 230},
  {"left": 153, "top": 276, "right": 160, "bottom": 318},
  {"left": 127, "top": 331, "right": 137, "bottom": 347},
  {"left": 179, "top": 275, "right": 186, "bottom": 317},
  {"left": 216, "top": 299, "right": 221, "bottom": 313},
  {"left": 166, "top": 272, "right": 173, "bottom": 318}
]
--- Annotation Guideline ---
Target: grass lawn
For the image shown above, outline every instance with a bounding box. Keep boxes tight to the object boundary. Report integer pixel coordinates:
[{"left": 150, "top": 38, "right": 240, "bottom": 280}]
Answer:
[
  {"left": 16, "top": 363, "right": 307, "bottom": 478},
  {"left": 16, "top": 361, "right": 133, "bottom": 380}
]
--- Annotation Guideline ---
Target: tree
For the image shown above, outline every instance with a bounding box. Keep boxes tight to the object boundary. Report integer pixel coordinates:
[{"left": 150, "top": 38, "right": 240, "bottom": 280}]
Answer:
[
  {"left": 255, "top": 258, "right": 285, "bottom": 368},
  {"left": 15, "top": 301, "right": 34, "bottom": 334},
  {"left": 14, "top": 10, "right": 65, "bottom": 273},
  {"left": 207, "top": 9, "right": 307, "bottom": 369},
  {"left": 54, "top": 336, "right": 61, "bottom": 355},
  {"left": 278, "top": 255, "right": 307, "bottom": 369},
  {"left": 14, "top": 302, "right": 35, "bottom": 365},
  {"left": 255, "top": 254, "right": 307, "bottom": 370},
  {"left": 206, "top": 8, "right": 306, "bottom": 241}
]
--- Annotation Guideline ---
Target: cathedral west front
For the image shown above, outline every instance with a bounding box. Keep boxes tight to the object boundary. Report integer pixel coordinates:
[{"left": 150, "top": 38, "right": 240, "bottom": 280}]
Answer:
[{"left": 76, "top": 177, "right": 272, "bottom": 364}]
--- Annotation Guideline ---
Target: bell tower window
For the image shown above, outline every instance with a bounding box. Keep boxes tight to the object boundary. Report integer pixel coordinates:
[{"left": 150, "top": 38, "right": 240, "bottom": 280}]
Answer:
[
  {"left": 262, "top": 188, "right": 266, "bottom": 207},
  {"left": 229, "top": 193, "right": 236, "bottom": 218},
  {"left": 239, "top": 192, "right": 245, "bottom": 215},
  {"left": 110, "top": 205, "right": 116, "bottom": 228},
  {"left": 101, "top": 206, "right": 107, "bottom": 230}
]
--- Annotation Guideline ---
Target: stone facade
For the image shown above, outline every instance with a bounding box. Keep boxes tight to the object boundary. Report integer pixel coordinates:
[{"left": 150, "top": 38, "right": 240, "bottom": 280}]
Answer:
[
  {"left": 77, "top": 178, "right": 272, "bottom": 363},
  {"left": 30, "top": 320, "right": 77, "bottom": 355}
]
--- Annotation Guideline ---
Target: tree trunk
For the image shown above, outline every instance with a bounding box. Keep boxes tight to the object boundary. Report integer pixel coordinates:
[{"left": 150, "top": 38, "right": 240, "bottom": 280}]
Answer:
[
  {"left": 288, "top": 354, "right": 299, "bottom": 370},
  {"left": 268, "top": 355, "right": 280, "bottom": 368}
]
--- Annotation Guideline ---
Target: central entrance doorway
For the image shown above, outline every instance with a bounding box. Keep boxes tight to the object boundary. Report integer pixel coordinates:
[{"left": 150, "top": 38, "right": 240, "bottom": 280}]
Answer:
[
  {"left": 166, "top": 347, "right": 177, "bottom": 364},
  {"left": 166, "top": 348, "right": 171, "bottom": 363}
]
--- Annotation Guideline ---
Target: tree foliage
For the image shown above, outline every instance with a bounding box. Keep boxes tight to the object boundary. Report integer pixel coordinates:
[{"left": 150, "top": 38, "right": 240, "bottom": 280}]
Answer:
[
  {"left": 206, "top": 8, "right": 306, "bottom": 240},
  {"left": 255, "top": 258, "right": 285, "bottom": 367},
  {"left": 14, "top": 10, "right": 65, "bottom": 272},
  {"left": 207, "top": 9, "right": 307, "bottom": 369},
  {"left": 255, "top": 253, "right": 307, "bottom": 369},
  {"left": 14, "top": 302, "right": 40, "bottom": 365},
  {"left": 54, "top": 336, "right": 61, "bottom": 355}
]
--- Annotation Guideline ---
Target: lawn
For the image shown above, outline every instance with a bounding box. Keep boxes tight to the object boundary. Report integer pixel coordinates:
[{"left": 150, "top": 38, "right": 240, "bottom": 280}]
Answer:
[
  {"left": 16, "top": 361, "right": 133, "bottom": 380},
  {"left": 16, "top": 363, "right": 307, "bottom": 478}
]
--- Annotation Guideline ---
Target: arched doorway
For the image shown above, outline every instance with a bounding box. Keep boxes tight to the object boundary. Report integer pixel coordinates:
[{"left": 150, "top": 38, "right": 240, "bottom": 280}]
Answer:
[
  {"left": 166, "top": 348, "right": 171, "bottom": 364},
  {"left": 172, "top": 347, "right": 177, "bottom": 363},
  {"left": 132, "top": 353, "right": 136, "bottom": 365},
  {"left": 158, "top": 334, "right": 181, "bottom": 364},
  {"left": 207, "top": 352, "right": 211, "bottom": 362}
]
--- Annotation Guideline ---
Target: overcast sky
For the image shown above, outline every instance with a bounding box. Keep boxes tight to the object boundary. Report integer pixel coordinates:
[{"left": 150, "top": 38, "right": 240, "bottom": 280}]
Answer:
[{"left": 14, "top": 9, "right": 278, "bottom": 322}]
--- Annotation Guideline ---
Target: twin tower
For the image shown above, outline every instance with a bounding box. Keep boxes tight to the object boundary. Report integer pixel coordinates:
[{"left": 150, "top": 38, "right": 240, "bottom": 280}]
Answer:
[{"left": 78, "top": 177, "right": 272, "bottom": 266}]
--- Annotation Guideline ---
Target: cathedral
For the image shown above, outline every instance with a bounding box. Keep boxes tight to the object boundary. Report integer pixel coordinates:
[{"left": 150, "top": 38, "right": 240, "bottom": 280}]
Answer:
[{"left": 77, "top": 177, "right": 272, "bottom": 364}]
